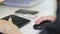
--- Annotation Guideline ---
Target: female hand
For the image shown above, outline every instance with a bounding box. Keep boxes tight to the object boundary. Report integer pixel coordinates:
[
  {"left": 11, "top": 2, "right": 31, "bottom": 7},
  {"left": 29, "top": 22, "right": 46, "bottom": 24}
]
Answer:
[
  {"left": 35, "top": 15, "right": 56, "bottom": 24},
  {"left": 0, "top": 18, "right": 22, "bottom": 34}
]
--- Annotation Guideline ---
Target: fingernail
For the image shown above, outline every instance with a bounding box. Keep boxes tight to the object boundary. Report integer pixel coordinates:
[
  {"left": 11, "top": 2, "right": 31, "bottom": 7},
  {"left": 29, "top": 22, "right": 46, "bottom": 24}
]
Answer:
[{"left": 9, "top": 18, "right": 12, "bottom": 20}]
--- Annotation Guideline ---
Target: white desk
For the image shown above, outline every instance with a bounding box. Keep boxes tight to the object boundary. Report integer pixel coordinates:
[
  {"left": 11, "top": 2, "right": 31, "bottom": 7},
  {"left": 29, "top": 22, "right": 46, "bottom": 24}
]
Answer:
[{"left": 0, "top": 5, "right": 41, "bottom": 34}]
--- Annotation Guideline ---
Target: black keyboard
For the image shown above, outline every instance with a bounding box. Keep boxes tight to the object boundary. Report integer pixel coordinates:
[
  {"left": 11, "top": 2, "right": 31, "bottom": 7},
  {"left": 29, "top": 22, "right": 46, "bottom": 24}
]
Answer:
[{"left": 2, "top": 15, "right": 30, "bottom": 28}]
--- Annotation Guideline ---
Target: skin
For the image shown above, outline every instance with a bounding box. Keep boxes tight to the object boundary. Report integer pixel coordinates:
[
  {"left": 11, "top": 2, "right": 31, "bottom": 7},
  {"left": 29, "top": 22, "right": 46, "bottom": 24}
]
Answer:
[
  {"left": 0, "top": 18, "right": 22, "bottom": 34},
  {"left": 0, "top": 0, "right": 4, "bottom": 3},
  {"left": 35, "top": 15, "right": 56, "bottom": 24}
]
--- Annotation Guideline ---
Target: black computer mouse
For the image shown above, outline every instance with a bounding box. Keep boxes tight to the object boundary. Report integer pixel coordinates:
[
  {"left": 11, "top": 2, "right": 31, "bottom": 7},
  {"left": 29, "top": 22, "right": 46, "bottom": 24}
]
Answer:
[{"left": 33, "top": 20, "right": 51, "bottom": 30}]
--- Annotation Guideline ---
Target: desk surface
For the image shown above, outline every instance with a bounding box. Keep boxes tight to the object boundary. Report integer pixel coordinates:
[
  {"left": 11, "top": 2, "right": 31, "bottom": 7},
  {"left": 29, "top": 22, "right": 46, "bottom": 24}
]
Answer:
[{"left": 0, "top": 5, "right": 41, "bottom": 34}]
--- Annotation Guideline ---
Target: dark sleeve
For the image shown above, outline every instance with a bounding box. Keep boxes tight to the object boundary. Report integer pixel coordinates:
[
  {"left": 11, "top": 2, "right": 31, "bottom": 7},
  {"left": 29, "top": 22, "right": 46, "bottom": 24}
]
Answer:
[{"left": 39, "top": 1, "right": 60, "bottom": 34}]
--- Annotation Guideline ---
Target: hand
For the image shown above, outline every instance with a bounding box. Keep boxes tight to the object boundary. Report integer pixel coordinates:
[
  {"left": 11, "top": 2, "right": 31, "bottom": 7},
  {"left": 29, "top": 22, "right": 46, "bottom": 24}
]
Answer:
[
  {"left": 0, "top": 18, "right": 22, "bottom": 34},
  {"left": 0, "top": 0, "right": 4, "bottom": 3},
  {"left": 35, "top": 15, "right": 56, "bottom": 24}
]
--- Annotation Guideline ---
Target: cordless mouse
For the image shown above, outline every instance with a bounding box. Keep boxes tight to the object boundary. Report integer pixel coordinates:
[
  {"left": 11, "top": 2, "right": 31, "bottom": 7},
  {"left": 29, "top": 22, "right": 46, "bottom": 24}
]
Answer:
[{"left": 33, "top": 20, "right": 51, "bottom": 30}]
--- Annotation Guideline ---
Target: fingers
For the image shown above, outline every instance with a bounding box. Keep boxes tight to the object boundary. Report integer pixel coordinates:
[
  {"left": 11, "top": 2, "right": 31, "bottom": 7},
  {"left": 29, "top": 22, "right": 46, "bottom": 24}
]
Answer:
[
  {"left": 47, "top": 16, "right": 56, "bottom": 22},
  {"left": 35, "top": 16, "right": 48, "bottom": 24},
  {"left": 0, "top": 18, "right": 12, "bottom": 23},
  {"left": 35, "top": 16, "right": 56, "bottom": 24},
  {"left": 8, "top": 18, "right": 12, "bottom": 23}
]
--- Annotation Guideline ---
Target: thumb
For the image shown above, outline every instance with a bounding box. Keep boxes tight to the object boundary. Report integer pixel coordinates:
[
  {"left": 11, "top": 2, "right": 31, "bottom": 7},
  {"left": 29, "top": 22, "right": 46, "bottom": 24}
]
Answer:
[{"left": 8, "top": 18, "right": 12, "bottom": 23}]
